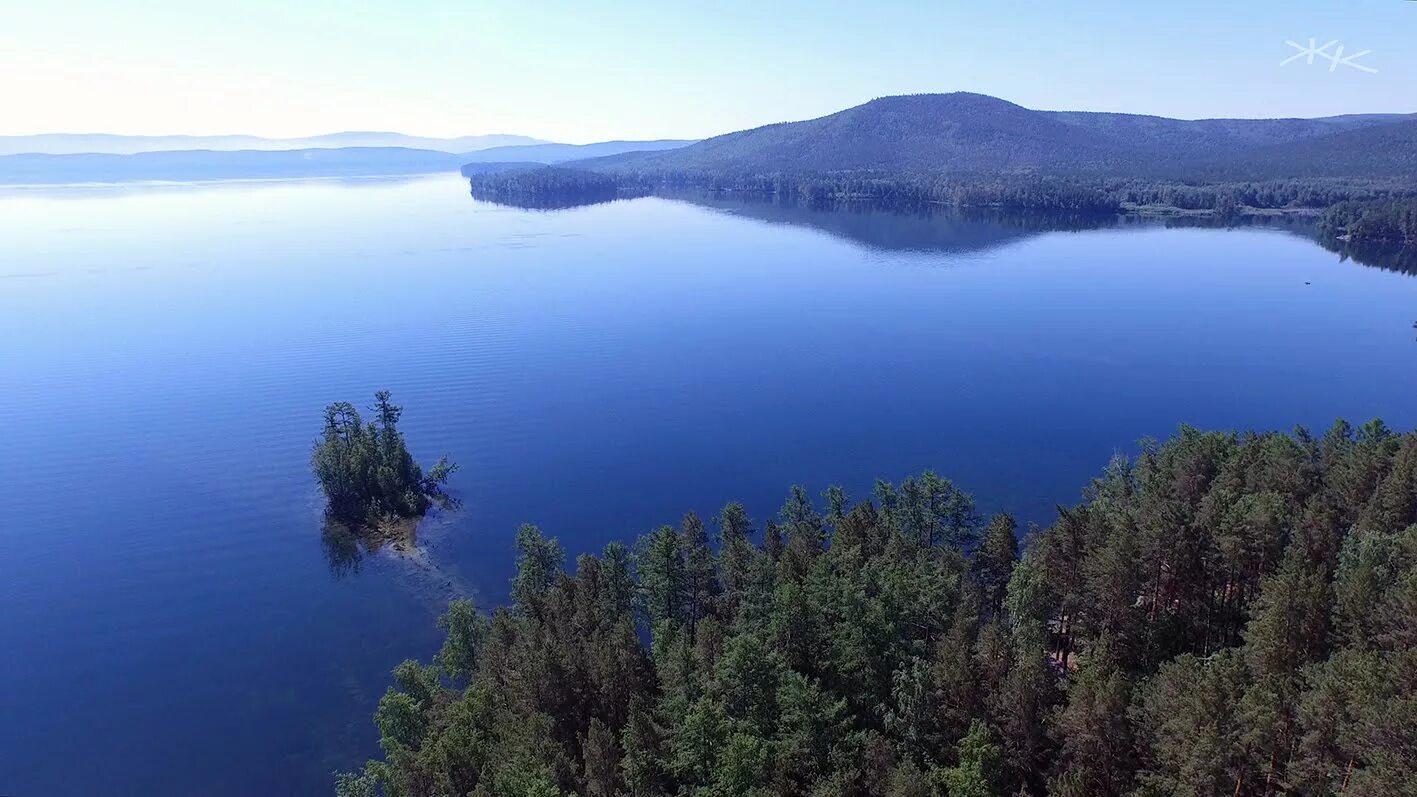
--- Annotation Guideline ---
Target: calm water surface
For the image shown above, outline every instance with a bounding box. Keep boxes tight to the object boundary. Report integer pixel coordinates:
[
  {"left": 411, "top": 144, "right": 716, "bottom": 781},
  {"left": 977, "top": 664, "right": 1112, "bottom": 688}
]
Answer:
[{"left": 2, "top": 174, "right": 1415, "bottom": 795}]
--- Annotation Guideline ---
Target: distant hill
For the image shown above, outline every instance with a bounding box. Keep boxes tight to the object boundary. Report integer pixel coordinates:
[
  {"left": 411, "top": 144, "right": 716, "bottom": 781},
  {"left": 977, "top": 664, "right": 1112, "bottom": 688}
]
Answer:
[
  {"left": 0, "top": 147, "right": 467, "bottom": 183},
  {"left": 459, "top": 161, "right": 549, "bottom": 176},
  {"left": 574, "top": 93, "right": 1417, "bottom": 180},
  {"left": 461, "top": 139, "right": 695, "bottom": 166},
  {"left": 0, "top": 132, "right": 547, "bottom": 156},
  {"left": 0, "top": 139, "right": 694, "bottom": 185},
  {"left": 581, "top": 94, "right": 1127, "bottom": 174}
]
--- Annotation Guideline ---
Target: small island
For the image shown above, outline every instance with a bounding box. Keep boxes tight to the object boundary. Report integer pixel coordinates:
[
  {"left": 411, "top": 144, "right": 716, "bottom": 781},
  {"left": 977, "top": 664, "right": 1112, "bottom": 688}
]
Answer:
[
  {"left": 468, "top": 166, "right": 630, "bottom": 209},
  {"left": 312, "top": 391, "right": 457, "bottom": 558}
]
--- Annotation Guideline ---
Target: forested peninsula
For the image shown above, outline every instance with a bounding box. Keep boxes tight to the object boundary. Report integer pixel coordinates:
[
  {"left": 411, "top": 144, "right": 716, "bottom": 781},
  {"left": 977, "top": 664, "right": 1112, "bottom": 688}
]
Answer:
[{"left": 338, "top": 419, "right": 1417, "bottom": 797}]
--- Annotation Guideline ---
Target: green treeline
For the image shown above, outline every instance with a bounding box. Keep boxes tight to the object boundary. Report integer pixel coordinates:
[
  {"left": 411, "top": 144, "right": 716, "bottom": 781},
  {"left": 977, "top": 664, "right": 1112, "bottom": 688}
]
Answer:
[
  {"left": 470, "top": 167, "right": 1417, "bottom": 218},
  {"left": 312, "top": 391, "right": 457, "bottom": 529},
  {"left": 630, "top": 173, "right": 1417, "bottom": 216},
  {"left": 338, "top": 421, "right": 1417, "bottom": 797},
  {"left": 613, "top": 172, "right": 1124, "bottom": 214},
  {"left": 1320, "top": 198, "right": 1417, "bottom": 246},
  {"left": 1109, "top": 178, "right": 1417, "bottom": 215}
]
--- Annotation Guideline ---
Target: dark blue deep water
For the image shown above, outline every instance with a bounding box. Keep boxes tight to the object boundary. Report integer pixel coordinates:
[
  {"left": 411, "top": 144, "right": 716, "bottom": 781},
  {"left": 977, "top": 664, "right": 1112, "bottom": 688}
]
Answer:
[{"left": 3, "top": 175, "right": 1415, "bottom": 795}]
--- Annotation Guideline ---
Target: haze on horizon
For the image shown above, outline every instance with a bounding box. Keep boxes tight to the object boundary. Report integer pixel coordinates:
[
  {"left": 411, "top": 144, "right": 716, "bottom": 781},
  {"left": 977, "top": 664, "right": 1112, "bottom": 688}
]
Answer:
[{"left": 2, "top": 0, "right": 1414, "bottom": 143}]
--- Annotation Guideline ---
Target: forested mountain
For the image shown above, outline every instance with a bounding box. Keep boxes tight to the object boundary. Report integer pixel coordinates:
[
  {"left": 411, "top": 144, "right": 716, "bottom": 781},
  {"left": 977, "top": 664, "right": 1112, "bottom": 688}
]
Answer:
[
  {"left": 1048, "top": 110, "right": 1417, "bottom": 162},
  {"left": 339, "top": 420, "right": 1417, "bottom": 797},
  {"left": 580, "top": 94, "right": 1129, "bottom": 175},
  {"left": 1201, "top": 119, "right": 1417, "bottom": 179},
  {"left": 574, "top": 93, "right": 1416, "bottom": 180},
  {"left": 460, "top": 93, "right": 1416, "bottom": 216}
]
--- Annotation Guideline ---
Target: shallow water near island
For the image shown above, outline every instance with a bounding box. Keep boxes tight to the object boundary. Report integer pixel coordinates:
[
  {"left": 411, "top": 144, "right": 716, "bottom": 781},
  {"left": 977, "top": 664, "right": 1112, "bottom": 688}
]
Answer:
[{"left": 2, "top": 173, "right": 1416, "bottom": 796}]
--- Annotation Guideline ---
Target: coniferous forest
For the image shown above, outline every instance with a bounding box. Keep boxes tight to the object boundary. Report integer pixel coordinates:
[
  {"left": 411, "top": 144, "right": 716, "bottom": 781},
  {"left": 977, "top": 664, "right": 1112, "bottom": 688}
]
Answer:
[
  {"left": 336, "top": 420, "right": 1417, "bottom": 797},
  {"left": 1320, "top": 198, "right": 1417, "bottom": 247}
]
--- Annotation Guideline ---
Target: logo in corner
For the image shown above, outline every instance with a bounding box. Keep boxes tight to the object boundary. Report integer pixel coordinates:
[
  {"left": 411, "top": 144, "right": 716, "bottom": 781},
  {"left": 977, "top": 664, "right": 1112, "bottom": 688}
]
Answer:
[{"left": 1281, "top": 39, "right": 1377, "bottom": 73}]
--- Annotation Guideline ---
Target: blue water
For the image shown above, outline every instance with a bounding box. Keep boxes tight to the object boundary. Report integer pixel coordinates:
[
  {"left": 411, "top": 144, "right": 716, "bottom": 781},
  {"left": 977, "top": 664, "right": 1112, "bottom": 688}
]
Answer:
[{"left": 2, "top": 175, "right": 1415, "bottom": 795}]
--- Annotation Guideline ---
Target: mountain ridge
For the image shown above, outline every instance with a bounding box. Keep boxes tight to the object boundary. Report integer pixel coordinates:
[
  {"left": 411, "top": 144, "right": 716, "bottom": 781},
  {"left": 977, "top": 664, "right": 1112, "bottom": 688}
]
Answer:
[
  {"left": 0, "top": 139, "right": 697, "bottom": 184},
  {"left": 460, "top": 139, "right": 696, "bottom": 166},
  {"left": 570, "top": 92, "right": 1417, "bottom": 179}
]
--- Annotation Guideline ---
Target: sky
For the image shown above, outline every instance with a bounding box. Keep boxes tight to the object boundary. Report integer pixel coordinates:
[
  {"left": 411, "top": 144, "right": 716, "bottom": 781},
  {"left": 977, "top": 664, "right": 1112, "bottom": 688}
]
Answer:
[{"left": 2, "top": 0, "right": 1414, "bottom": 143}]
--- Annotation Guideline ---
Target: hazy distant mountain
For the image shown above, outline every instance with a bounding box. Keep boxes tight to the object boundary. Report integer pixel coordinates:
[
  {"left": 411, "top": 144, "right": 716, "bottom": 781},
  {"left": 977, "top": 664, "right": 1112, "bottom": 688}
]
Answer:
[
  {"left": 295, "top": 133, "right": 548, "bottom": 153},
  {"left": 461, "top": 139, "right": 695, "bottom": 166},
  {"left": 0, "top": 137, "right": 697, "bottom": 184},
  {"left": 0, "top": 147, "right": 467, "bottom": 183},
  {"left": 10, "top": 94, "right": 1414, "bottom": 186},
  {"left": 0, "top": 132, "right": 547, "bottom": 156},
  {"left": 576, "top": 92, "right": 1417, "bottom": 179}
]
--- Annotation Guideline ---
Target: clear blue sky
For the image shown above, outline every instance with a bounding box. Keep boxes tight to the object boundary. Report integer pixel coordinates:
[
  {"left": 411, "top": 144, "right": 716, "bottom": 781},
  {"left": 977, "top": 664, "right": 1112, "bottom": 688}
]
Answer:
[{"left": 3, "top": 0, "right": 1413, "bottom": 142}]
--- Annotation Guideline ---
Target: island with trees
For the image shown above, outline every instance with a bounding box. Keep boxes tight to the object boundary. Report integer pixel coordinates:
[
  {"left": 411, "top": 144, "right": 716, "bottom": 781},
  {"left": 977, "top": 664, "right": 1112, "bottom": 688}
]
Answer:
[
  {"left": 336, "top": 419, "right": 1416, "bottom": 796},
  {"left": 465, "top": 166, "right": 631, "bottom": 210},
  {"left": 312, "top": 391, "right": 457, "bottom": 559}
]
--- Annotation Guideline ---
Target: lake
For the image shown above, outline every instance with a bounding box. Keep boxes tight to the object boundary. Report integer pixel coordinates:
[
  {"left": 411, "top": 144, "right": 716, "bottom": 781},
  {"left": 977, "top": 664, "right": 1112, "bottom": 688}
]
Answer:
[{"left": 2, "top": 174, "right": 1415, "bottom": 796}]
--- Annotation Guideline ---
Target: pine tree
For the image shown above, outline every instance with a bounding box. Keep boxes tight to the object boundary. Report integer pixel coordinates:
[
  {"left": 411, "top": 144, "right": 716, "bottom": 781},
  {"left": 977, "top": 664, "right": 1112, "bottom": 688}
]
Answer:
[
  {"left": 1133, "top": 650, "right": 1251, "bottom": 797},
  {"left": 582, "top": 718, "right": 620, "bottom": 797},
  {"left": 512, "top": 524, "right": 565, "bottom": 618},
  {"left": 883, "top": 657, "right": 938, "bottom": 764},
  {"left": 638, "top": 525, "right": 686, "bottom": 627},
  {"left": 763, "top": 519, "right": 784, "bottom": 564},
  {"left": 780, "top": 485, "right": 824, "bottom": 580},
  {"left": 976, "top": 513, "right": 1019, "bottom": 617},
  {"left": 599, "top": 541, "right": 636, "bottom": 625},
  {"left": 1047, "top": 638, "right": 1133, "bottom": 796},
  {"left": 941, "top": 719, "right": 1004, "bottom": 797},
  {"left": 620, "top": 696, "right": 667, "bottom": 797},
  {"left": 716, "top": 502, "right": 757, "bottom": 619},
  {"left": 669, "top": 696, "right": 728, "bottom": 787},
  {"left": 435, "top": 598, "right": 488, "bottom": 680},
  {"left": 680, "top": 511, "right": 718, "bottom": 640},
  {"left": 934, "top": 587, "right": 982, "bottom": 747},
  {"left": 995, "top": 642, "right": 1058, "bottom": 794}
]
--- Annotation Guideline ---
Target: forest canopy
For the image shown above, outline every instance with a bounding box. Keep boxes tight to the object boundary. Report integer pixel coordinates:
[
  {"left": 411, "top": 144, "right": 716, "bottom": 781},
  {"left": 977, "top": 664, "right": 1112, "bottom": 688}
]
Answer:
[{"left": 338, "top": 420, "right": 1416, "bottom": 797}]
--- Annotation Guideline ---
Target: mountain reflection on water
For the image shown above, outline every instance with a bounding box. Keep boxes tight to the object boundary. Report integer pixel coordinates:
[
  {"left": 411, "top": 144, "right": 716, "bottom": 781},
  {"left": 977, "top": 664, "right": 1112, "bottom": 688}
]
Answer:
[{"left": 469, "top": 186, "right": 1417, "bottom": 274}]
